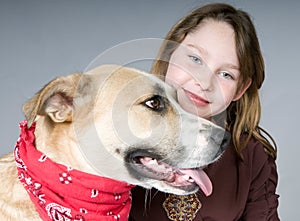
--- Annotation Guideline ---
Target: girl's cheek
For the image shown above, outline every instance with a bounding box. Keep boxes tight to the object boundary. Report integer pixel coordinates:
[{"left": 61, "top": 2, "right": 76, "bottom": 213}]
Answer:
[
  {"left": 166, "top": 64, "right": 192, "bottom": 87},
  {"left": 165, "top": 70, "right": 182, "bottom": 89}
]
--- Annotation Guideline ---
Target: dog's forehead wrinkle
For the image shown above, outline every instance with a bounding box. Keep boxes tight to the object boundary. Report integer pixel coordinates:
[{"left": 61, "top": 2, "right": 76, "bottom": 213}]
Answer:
[
  {"left": 153, "top": 83, "right": 166, "bottom": 96},
  {"left": 75, "top": 74, "right": 94, "bottom": 96}
]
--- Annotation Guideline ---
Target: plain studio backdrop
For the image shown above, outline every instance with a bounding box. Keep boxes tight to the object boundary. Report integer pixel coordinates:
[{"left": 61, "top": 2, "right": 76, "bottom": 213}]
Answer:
[{"left": 0, "top": 0, "right": 299, "bottom": 220}]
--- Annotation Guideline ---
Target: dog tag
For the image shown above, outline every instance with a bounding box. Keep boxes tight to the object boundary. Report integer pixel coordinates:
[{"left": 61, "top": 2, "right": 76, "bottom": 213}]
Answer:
[{"left": 163, "top": 193, "right": 201, "bottom": 221}]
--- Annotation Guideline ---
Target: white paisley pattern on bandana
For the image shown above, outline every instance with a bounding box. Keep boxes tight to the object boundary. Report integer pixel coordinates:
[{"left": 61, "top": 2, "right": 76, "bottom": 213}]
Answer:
[{"left": 15, "top": 120, "right": 135, "bottom": 221}]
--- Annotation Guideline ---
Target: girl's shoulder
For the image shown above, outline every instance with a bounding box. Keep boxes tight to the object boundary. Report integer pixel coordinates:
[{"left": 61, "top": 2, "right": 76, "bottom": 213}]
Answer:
[
  {"left": 238, "top": 133, "right": 277, "bottom": 180},
  {"left": 240, "top": 133, "right": 271, "bottom": 159}
]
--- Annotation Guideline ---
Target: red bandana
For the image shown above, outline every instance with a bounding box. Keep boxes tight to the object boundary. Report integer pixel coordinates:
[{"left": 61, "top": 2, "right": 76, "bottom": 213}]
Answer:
[{"left": 14, "top": 121, "right": 135, "bottom": 221}]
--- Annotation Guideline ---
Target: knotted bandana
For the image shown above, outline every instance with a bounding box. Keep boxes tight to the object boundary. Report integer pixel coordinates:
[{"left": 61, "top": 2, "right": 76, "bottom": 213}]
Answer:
[{"left": 14, "top": 120, "right": 135, "bottom": 221}]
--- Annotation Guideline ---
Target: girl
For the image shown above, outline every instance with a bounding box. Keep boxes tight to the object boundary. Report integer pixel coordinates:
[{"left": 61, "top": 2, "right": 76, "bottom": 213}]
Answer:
[{"left": 129, "top": 3, "right": 279, "bottom": 221}]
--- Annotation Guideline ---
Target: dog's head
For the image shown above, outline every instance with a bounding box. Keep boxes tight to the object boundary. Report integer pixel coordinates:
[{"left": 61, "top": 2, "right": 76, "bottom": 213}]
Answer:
[{"left": 23, "top": 65, "right": 230, "bottom": 195}]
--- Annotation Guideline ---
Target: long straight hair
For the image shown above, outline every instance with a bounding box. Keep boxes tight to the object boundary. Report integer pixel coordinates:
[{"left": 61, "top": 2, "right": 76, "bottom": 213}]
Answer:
[{"left": 151, "top": 3, "right": 277, "bottom": 159}]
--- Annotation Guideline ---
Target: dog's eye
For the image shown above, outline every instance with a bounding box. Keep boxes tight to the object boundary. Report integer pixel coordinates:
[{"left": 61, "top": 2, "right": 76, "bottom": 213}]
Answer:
[{"left": 144, "top": 95, "right": 165, "bottom": 112}]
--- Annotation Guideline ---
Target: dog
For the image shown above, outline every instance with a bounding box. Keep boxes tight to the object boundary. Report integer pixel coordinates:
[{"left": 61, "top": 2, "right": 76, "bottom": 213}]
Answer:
[{"left": 0, "top": 65, "right": 229, "bottom": 220}]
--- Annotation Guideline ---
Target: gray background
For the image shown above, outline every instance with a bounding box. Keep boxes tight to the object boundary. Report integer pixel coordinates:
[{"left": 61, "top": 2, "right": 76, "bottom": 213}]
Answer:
[{"left": 1, "top": 0, "right": 299, "bottom": 219}]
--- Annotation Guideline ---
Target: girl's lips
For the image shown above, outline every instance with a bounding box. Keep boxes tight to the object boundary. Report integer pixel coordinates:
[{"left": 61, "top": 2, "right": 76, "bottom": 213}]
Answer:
[{"left": 183, "top": 89, "right": 210, "bottom": 107}]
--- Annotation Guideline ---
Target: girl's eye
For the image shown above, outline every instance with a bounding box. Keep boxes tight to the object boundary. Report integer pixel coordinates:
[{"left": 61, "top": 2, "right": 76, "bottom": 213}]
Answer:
[
  {"left": 188, "top": 55, "right": 202, "bottom": 64},
  {"left": 219, "top": 71, "right": 234, "bottom": 80}
]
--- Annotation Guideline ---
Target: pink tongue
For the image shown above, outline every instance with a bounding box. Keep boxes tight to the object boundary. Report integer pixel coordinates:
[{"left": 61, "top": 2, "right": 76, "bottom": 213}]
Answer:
[{"left": 179, "top": 169, "right": 212, "bottom": 196}]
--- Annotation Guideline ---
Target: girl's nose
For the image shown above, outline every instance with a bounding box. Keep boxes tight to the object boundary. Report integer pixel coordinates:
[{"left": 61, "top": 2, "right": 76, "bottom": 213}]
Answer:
[
  {"left": 193, "top": 71, "right": 214, "bottom": 92},
  {"left": 195, "top": 79, "right": 212, "bottom": 91}
]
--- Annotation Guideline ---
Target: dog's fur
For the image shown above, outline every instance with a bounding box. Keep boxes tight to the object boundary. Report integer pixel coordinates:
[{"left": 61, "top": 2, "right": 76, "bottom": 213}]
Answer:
[{"left": 0, "top": 65, "right": 228, "bottom": 220}]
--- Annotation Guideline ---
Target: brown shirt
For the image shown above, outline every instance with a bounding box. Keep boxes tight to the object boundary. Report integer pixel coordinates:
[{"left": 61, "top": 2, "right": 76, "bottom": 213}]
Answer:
[{"left": 129, "top": 135, "right": 280, "bottom": 221}]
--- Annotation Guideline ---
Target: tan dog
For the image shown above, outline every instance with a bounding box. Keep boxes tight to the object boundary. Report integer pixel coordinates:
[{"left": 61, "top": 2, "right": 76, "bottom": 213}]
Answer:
[{"left": 0, "top": 65, "right": 229, "bottom": 220}]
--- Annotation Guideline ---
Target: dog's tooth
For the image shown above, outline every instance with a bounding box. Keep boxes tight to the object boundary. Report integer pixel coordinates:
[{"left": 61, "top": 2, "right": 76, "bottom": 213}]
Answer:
[
  {"left": 182, "top": 175, "right": 190, "bottom": 181},
  {"left": 166, "top": 167, "right": 173, "bottom": 173},
  {"left": 177, "top": 175, "right": 189, "bottom": 183},
  {"left": 148, "top": 159, "right": 158, "bottom": 165},
  {"left": 144, "top": 157, "right": 153, "bottom": 162},
  {"left": 157, "top": 164, "right": 166, "bottom": 170},
  {"left": 181, "top": 175, "right": 195, "bottom": 183},
  {"left": 188, "top": 178, "right": 195, "bottom": 183},
  {"left": 182, "top": 174, "right": 195, "bottom": 182}
]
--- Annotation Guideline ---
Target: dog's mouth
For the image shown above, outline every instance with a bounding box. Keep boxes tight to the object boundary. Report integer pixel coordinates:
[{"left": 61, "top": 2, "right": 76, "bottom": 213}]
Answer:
[{"left": 128, "top": 154, "right": 212, "bottom": 196}]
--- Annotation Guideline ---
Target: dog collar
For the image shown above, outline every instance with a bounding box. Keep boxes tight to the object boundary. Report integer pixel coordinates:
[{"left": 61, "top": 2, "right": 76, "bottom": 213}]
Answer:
[{"left": 14, "top": 120, "right": 134, "bottom": 221}]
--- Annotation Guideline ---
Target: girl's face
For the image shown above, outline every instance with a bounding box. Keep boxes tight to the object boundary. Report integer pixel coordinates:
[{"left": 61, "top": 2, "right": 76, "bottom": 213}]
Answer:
[{"left": 165, "top": 20, "right": 250, "bottom": 119}]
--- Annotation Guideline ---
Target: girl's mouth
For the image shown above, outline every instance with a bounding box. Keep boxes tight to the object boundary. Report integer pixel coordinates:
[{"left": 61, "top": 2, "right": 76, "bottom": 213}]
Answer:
[{"left": 183, "top": 89, "right": 210, "bottom": 107}]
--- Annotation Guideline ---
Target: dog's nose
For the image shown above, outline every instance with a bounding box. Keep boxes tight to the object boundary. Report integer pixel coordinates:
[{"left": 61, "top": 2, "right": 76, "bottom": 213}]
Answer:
[{"left": 211, "top": 127, "right": 231, "bottom": 151}]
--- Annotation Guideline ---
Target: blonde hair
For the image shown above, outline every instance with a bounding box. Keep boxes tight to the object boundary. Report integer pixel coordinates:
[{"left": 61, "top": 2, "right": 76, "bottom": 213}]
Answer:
[{"left": 151, "top": 3, "right": 277, "bottom": 159}]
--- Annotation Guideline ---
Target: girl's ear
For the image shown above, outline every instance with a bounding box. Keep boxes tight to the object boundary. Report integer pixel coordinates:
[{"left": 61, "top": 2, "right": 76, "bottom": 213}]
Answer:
[{"left": 233, "top": 79, "right": 252, "bottom": 101}]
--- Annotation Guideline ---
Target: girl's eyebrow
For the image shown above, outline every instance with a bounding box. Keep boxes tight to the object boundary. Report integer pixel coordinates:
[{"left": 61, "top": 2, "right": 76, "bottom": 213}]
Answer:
[
  {"left": 186, "top": 44, "right": 208, "bottom": 57},
  {"left": 224, "top": 64, "right": 240, "bottom": 71}
]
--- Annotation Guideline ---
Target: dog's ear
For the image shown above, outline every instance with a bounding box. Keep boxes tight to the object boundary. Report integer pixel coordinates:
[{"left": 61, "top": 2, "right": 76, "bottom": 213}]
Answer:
[{"left": 22, "top": 73, "right": 89, "bottom": 127}]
